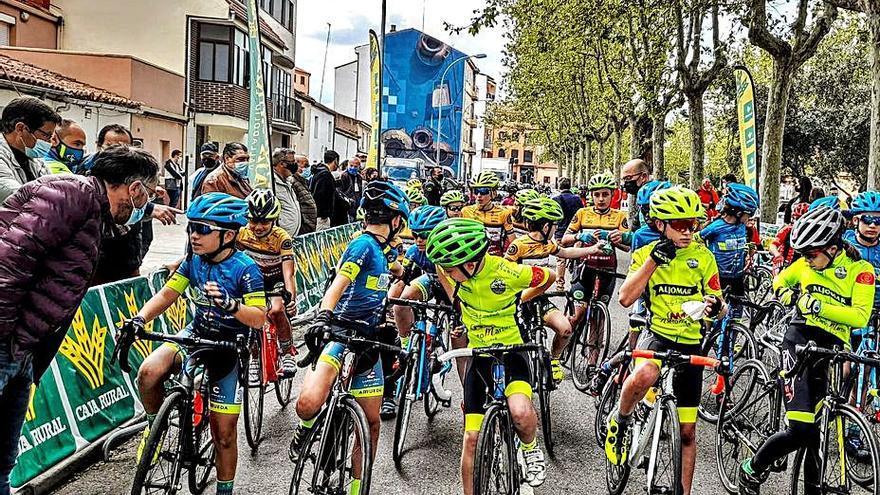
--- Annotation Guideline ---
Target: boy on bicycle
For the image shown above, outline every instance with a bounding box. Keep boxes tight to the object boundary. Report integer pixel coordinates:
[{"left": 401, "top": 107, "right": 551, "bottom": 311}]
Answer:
[
  {"left": 739, "top": 205, "right": 876, "bottom": 494},
  {"left": 698, "top": 183, "right": 759, "bottom": 320},
  {"left": 236, "top": 189, "right": 298, "bottom": 376},
  {"left": 289, "top": 181, "right": 409, "bottom": 495},
  {"left": 504, "top": 195, "right": 602, "bottom": 383},
  {"left": 121, "top": 193, "right": 267, "bottom": 495},
  {"left": 426, "top": 217, "right": 556, "bottom": 492},
  {"left": 608, "top": 186, "right": 724, "bottom": 495},
  {"left": 440, "top": 189, "right": 466, "bottom": 218},
  {"left": 461, "top": 170, "right": 516, "bottom": 256}
]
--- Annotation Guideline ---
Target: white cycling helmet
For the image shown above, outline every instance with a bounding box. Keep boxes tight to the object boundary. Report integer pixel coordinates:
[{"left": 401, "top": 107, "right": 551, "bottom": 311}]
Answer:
[{"left": 790, "top": 206, "right": 845, "bottom": 251}]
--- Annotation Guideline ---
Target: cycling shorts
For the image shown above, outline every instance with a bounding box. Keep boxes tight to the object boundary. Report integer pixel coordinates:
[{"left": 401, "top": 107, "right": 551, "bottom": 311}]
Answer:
[
  {"left": 319, "top": 341, "right": 384, "bottom": 398},
  {"left": 782, "top": 324, "right": 841, "bottom": 424},
  {"left": 576, "top": 267, "right": 616, "bottom": 303},
  {"left": 162, "top": 327, "right": 242, "bottom": 415},
  {"left": 463, "top": 352, "right": 532, "bottom": 432},
  {"left": 518, "top": 299, "right": 559, "bottom": 342},
  {"left": 410, "top": 274, "right": 451, "bottom": 304},
  {"left": 635, "top": 330, "right": 703, "bottom": 424}
]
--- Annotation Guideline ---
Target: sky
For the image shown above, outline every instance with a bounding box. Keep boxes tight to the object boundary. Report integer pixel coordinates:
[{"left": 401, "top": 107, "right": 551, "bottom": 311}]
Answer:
[{"left": 294, "top": 0, "right": 506, "bottom": 107}]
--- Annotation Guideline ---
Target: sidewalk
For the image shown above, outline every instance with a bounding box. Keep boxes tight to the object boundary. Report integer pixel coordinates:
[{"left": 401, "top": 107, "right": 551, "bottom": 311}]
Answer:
[{"left": 140, "top": 221, "right": 187, "bottom": 273}]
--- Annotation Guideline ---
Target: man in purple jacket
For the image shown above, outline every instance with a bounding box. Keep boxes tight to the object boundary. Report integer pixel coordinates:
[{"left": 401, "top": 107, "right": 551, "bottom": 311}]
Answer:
[{"left": 0, "top": 144, "right": 159, "bottom": 494}]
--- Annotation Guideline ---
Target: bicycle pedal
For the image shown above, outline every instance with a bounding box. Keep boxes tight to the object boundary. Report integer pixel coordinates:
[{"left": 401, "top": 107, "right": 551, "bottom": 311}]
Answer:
[{"left": 440, "top": 397, "right": 452, "bottom": 408}]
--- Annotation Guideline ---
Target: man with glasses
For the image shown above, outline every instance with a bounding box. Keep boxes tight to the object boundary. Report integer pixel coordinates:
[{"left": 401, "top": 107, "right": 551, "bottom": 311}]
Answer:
[
  {"left": 619, "top": 158, "right": 653, "bottom": 231},
  {"left": 461, "top": 170, "right": 516, "bottom": 256},
  {"left": 0, "top": 96, "right": 61, "bottom": 203},
  {"left": 270, "top": 148, "right": 302, "bottom": 237},
  {"left": 608, "top": 186, "right": 725, "bottom": 495}
]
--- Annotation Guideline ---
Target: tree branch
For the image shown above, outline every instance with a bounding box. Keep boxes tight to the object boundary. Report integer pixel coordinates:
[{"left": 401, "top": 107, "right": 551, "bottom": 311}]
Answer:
[
  {"left": 793, "top": 2, "right": 838, "bottom": 68},
  {"left": 747, "top": 0, "right": 792, "bottom": 59}
]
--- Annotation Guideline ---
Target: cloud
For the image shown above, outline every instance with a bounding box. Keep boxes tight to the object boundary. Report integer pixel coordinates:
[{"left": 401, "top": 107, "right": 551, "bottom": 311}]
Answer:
[{"left": 295, "top": 0, "right": 506, "bottom": 106}]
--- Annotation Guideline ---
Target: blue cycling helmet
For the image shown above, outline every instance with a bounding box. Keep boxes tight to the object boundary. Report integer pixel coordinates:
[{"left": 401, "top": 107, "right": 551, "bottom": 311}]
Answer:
[
  {"left": 809, "top": 196, "right": 841, "bottom": 211},
  {"left": 409, "top": 205, "right": 447, "bottom": 233},
  {"left": 851, "top": 191, "right": 880, "bottom": 214},
  {"left": 723, "top": 183, "right": 759, "bottom": 214},
  {"left": 360, "top": 179, "right": 410, "bottom": 219},
  {"left": 637, "top": 180, "right": 672, "bottom": 207},
  {"left": 187, "top": 192, "right": 248, "bottom": 228}
]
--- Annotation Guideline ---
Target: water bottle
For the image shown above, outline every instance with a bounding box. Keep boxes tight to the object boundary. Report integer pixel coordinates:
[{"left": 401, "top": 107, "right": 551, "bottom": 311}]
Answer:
[{"left": 492, "top": 364, "right": 505, "bottom": 398}]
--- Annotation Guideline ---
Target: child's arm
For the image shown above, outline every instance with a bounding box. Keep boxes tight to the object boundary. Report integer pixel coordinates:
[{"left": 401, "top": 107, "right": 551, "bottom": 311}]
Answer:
[
  {"left": 283, "top": 258, "right": 297, "bottom": 314},
  {"left": 137, "top": 287, "right": 181, "bottom": 324},
  {"left": 556, "top": 245, "right": 601, "bottom": 259},
  {"left": 319, "top": 274, "right": 353, "bottom": 312},
  {"left": 522, "top": 269, "right": 556, "bottom": 302}
]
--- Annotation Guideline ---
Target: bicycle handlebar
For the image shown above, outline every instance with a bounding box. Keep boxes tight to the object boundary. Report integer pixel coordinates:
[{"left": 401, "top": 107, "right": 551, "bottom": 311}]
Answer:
[
  {"left": 386, "top": 297, "right": 454, "bottom": 314},
  {"left": 296, "top": 327, "right": 408, "bottom": 368},
  {"left": 630, "top": 349, "right": 722, "bottom": 370},
  {"left": 436, "top": 342, "right": 544, "bottom": 363},
  {"left": 112, "top": 328, "right": 243, "bottom": 373},
  {"left": 782, "top": 341, "right": 880, "bottom": 380}
]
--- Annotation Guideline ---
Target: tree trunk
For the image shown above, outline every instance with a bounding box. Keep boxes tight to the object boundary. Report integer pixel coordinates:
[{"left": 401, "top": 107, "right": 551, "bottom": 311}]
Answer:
[
  {"left": 597, "top": 139, "right": 606, "bottom": 172},
  {"left": 629, "top": 115, "right": 640, "bottom": 158},
  {"left": 613, "top": 126, "right": 622, "bottom": 178},
  {"left": 652, "top": 113, "right": 666, "bottom": 180},
  {"left": 869, "top": 12, "right": 880, "bottom": 189},
  {"left": 759, "top": 60, "right": 795, "bottom": 222},
  {"left": 688, "top": 93, "right": 705, "bottom": 190},
  {"left": 585, "top": 139, "right": 593, "bottom": 182}
]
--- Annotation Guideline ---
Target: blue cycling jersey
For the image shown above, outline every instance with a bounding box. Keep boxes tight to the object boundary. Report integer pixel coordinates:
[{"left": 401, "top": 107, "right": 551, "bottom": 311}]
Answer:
[
  {"left": 844, "top": 229, "right": 880, "bottom": 306},
  {"left": 631, "top": 225, "right": 661, "bottom": 251},
  {"left": 403, "top": 244, "right": 435, "bottom": 274},
  {"left": 165, "top": 251, "right": 266, "bottom": 337},
  {"left": 699, "top": 218, "right": 748, "bottom": 278},
  {"left": 335, "top": 233, "right": 392, "bottom": 329}
]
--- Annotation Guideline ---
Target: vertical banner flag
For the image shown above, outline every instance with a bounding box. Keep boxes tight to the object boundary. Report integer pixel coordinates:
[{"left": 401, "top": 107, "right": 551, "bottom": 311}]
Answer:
[
  {"left": 246, "top": 0, "right": 273, "bottom": 190},
  {"left": 734, "top": 66, "right": 759, "bottom": 192},
  {"left": 367, "top": 30, "right": 381, "bottom": 170}
]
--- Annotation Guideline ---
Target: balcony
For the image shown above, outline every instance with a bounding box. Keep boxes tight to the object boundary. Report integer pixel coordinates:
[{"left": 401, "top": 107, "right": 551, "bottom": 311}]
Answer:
[{"left": 271, "top": 93, "right": 302, "bottom": 131}]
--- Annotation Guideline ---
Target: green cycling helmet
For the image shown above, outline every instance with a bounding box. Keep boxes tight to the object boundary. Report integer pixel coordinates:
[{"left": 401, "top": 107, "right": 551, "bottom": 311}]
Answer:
[
  {"left": 470, "top": 170, "right": 500, "bottom": 189},
  {"left": 649, "top": 186, "right": 705, "bottom": 220},
  {"left": 426, "top": 218, "right": 489, "bottom": 267},
  {"left": 406, "top": 186, "right": 427, "bottom": 206},
  {"left": 515, "top": 188, "right": 541, "bottom": 205},
  {"left": 521, "top": 196, "right": 564, "bottom": 222},
  {"left": 588, "top": 171, "right": 617, "bottom": 191},
  {"left": 440, "top": 189, "right": 466, "bottom": 206}
]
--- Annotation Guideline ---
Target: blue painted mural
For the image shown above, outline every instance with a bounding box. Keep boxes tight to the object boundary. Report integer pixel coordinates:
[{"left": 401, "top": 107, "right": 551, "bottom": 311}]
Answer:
[{"left": 382, "top": 29, "right": 469, "bottom": 176}]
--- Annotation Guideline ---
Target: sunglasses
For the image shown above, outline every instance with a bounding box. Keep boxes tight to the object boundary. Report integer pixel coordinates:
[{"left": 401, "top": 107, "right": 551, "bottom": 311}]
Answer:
[
  {"left": 473, "top": 187, "right": 492, "bottom": 195},
  {"left": 413, "top": 231, "right": 430, "bottom": 240},
  {"left": 861, "top": 215, "right": 880, "bottom": 226},
  {"left": 664, "top": 218, "right": 700, "bottom": 233},
  {"left": 187, "top": 221, "right": 232, "bottom": 235},
  {"left": 446, "top": 205, "right": 464, "bottom": 212}
]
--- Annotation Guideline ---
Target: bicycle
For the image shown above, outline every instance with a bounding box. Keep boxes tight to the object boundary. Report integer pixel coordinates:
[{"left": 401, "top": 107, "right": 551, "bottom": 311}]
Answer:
[
  {"left": 743, "top": 247, "right": 774, "bottom": 305},
  {"left": 242, "top": 291, "right": 297, "bottom": 450},
  {"left": 288, "top": 322, "right": 407, "bottom": 495},
  {"left": 114, "top": 331, "right": 246, "bottom": 495},
  {"left": 601, "top": 348, "right": 726, "bottom": 495},
  {"left": 851, "top": 311, "right": 880, "bottom": 437},
  {"left": 437, "top": 342, "right": 544, "bottom": 495},
  {"left": 385, "top": 296, "right": 455, "bottom": 466}
]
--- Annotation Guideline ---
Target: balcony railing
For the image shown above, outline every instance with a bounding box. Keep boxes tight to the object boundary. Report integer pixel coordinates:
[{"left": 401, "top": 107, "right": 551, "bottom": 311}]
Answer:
[{"left": 271, "top": 93, "right": 301, "bottom": 126}]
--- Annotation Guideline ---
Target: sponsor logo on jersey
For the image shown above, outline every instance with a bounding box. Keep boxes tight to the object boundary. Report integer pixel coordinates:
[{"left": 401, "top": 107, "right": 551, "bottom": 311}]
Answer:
[
  {"left": 687, "top": 258, "right": 699, "bottom": 269},
  {"left": 857, "top": 271, "right": 876, "bottom": 285},
  {"left": 491, "top": 279, "right": 507, "bottom": 294},
  {"left": 806, "top": 284, "right": 850, "bottom": 305},
  {"left": 835, "top": 266, "right": 847, "bottom": 279},
  {"left": 653, "top": 284, "right": 699, "bottom": 297}
]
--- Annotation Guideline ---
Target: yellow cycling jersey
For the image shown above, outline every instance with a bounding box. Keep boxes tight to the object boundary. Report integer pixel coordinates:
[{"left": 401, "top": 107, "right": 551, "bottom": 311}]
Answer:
[
  {"left": 462, "top": 204, "right": 515, "bottom": 248},
  {"left": 566, "top": 206, "right": 629, "bottom": 268},
  {"left": 504, "top": 234, "right": 560, "bottom": 266},
  {"left": 445, "top": 255, "right": 551, "bottom": 348},
  {"left": 774, "top": 254, "right": 875, "bottom": 346},
  {"left": 236, "top": 226, "right": 293, "bottom": 291}
]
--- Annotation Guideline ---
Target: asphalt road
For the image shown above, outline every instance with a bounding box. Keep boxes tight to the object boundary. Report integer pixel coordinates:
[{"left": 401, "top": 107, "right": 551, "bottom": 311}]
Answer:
[{"left": 50, "top": 263, "right": 790, "bottom": 494}]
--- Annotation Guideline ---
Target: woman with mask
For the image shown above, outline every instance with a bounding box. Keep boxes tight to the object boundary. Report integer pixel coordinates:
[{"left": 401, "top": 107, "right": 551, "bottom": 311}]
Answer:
[{"left": 201, "top": 142, "right": 253, "bottom": 199}]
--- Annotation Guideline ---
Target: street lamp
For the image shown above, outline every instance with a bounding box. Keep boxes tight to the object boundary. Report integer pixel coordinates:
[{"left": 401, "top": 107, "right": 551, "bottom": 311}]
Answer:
[{"left": 435, "top": 53, "right": 486, "bottom": 176}]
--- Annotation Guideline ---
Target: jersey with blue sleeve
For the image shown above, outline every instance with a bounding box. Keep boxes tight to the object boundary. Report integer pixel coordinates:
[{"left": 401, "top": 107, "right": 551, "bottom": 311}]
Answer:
[
  {"left": 844, "top": 229, "right": 880, "bottom": 306},
  {"left": 165, "top": 251, "right": 266, "bottom": 337},
  {"left": 402, "top": 244, "right": 435, "bottom": 273},
  {"left": 335, "top": 233, "right": 392, "bottom": 329},
  {"left": 631, "top": 225, "right": 661, "bottom": 252},
  {"left": 699, "top": 219, "right": 748, "bottom": 278}
]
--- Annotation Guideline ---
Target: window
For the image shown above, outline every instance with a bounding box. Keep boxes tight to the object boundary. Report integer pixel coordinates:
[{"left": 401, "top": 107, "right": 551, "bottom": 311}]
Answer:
[
  {"left": 198, "top": 24, "right": 231, "bottom": 82},
  {"left": 511, "top": 149, "right": 519, "bottom": 161},
  {"left": 232, "top": 30, "right": 247, "bottom": 85},
  {"left": 300, "top": 75, "right": 305, "bottom": 84},
  {"left": 0, "top": 22, "right": 10, "bottom": 47},
  {"left": 543, "top": 176, "right": 551, "bottom": 184},
  {"left": 498, "top": 148, "right": 506, "bottom": 158},
  {"left": 313, "top": 116, "right": 319, "bottom": 138},
  {"left": 523, "top": 150, "right": 534, "bottom": 163},
  {"left": 272, "top": 67, "right": 292, "bottom": 121},
  {"left": 327, "top": 120, "right": 332, "bottom": 140}
]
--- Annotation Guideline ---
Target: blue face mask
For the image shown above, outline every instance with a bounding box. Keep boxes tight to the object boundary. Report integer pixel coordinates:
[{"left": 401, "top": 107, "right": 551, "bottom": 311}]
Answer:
[
  {"left": 25, "top": 137, "right": 51, "bottom": 159},
  {"left": 126, "top": 184, "right": 148, "bottom": 225},
  {"left": 234, "top": 161, "right": 250, "bottom": 178},
  {"left": 348, "top": 167, "right": 359, "bottom": 176},
  {"left": 56, "top": 143, "right": 85, "bottom": 166}
]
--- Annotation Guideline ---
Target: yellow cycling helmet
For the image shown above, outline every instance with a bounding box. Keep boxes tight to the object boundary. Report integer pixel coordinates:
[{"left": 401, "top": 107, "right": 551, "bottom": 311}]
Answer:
[
  {"left": 470, "top": 170, "right": 500, "bottom": 189},
  {"left": 406, "top": 178, "right": 423, "bottom": 190},
  {"left": 406, "top": 186, "right": 427, "bottom": 206},
  {"left": 649, "top": 186, "right": 705, "bottom": 220},
  {"left": 588, "top": 171, "right": 617, "bottom": 191}
]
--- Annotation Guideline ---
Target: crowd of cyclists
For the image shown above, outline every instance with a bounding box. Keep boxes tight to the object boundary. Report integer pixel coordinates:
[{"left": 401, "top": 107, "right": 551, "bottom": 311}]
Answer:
[{"left": 113, "top": 159, "right": 880, "bottom": 495}]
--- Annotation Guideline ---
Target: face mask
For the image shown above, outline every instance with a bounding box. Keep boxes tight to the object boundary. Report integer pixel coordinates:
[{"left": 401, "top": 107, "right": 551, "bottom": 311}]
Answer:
[
  {"left": 202, "top": 157, "right": 217, "bottom": 168},
  {"left": 125, "top": 184, "right": 147, "bottom": 225},
  {"left": 234, "top": 161, "right": 250, "bottom": 178},
  {"left": 25, "top": 136, "right": 51, "bottom": 159},
  {"left": 348, "top": 167, "right": 359, "bottom": 176},
  {"left": 57, "top": 144, "right": 85, "bottom": 166},
  {"left": 623, "top": 180, "right": 640, "bottom": 195}
]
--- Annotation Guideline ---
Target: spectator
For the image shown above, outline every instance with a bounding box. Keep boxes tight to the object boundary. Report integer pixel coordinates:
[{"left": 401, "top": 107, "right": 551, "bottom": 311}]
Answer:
[
  {"left": 164, "top": 149, "right": 184, "bottom": 208},
  {"left": 619, "top": 158, "right": 653, "bottom": 230},
  {"left": 347, "top": 155, "right": 364, "bottom": 219},
  {"left": 364, "top": 167, "right": 379, "bottom": 182},
  {"left": 271, "top": 148, "right": 302, "bottom": 237},
  {"left": 290, "top": 153, "right": 317, "bottom": 234},
  {"left": 332, "top": 160, "right": 353, "bottom": 226},
  {"left": 424, "top": 165, "right": 444, "bottom": 206},
  {"left": 190, "top": 142, "right": 220, "bottom": 200},
  {"left": 553, "top": 178, "right": 583, "bottom": 290},
  {"left": 44, "top": 119, "right": 87, "bottom": 175},
  {"left": 0, "top": 96, "right": 61, "bottom": 203},
  {"left": 720, "top": 173, "right": 737, "bottom": 197},
  {"left": 310, "top": 149, "right": 340, "bottom": 231},
  {"left": 783, "top": 176, "right": 813, "bottom": 224},
  {"left": 698, "top": 178, "right": 721, "bottom": 220},
  {"left": 0, "top": 145, "right": 159, "bottom": 494},
  {"left": 201, "top": 142, "right": 253, "bottom": 199},
  {"left": 809, "top": 186, "right": 826, "bottom": 203}
]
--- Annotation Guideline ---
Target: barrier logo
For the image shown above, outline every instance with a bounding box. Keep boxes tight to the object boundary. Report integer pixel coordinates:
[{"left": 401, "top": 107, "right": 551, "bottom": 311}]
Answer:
[
  {"left": 115, "top": 290, "right": 156, "bottom": 360},
  {"left": 59, "top": 307, "right": 108, "bottom": 389},
  {"left": 25, "top": 384, "right": 37, "bottom": 422}
]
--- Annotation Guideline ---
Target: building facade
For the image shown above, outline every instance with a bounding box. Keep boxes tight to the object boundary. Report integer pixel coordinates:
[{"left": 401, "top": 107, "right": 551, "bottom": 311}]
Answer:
[{"left": 485, "top": 123, "right": 557, "bottom": 185}]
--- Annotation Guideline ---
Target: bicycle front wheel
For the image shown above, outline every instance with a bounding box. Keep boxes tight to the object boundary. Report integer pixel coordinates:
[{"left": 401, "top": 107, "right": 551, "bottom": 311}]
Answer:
[
  {"left": 571, "top": 302, "right": 610, "bottom": 392},
  {"left": 699, "top": 322, "right": 756, "bottom": 423},
  {"left": 646, "top": 397, "right": 682, "bottom": 495},
  {"left": 131, "top": 391, "right": 185, "bottom": 495},
  {"left": 790, "top": 403, "right": 880, "bottom": 495},
  {"left": 474, "top": 404, "right": 519, "bottom": 495},
  {"left": 187, "top": 385, "right": 215, "bottom": 494},
  {"left": 595, "top": 375, "right": 622, "bottom": 447},
  {"left": 243, "top": 334, "right": 265, "bottom": 450},
  {"left": 393, "top": 349, "right": 418, "bottom": 467},
  {"left": 535, "top": 351, "right": 554, "bottom": 458}
]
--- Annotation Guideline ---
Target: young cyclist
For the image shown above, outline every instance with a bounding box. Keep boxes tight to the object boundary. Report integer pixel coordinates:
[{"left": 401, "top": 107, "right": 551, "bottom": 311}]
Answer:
[
  {"left": 510, "top": 188, "right": 541, "bottom": 232},
  {"left": 461, "top": 170, "right": 516, "bottom": 256},
  {"left": 698, "top": 183, "right": 759, "bottom": 320},
  {"left": 406, "top": 186, "right": 427, "bottom": 210},
  {"left": 608, "top": 186, "right": 725, "bottom": 495},
  {"left": 440, "top": 189, "right": 466, "bottom": 218},
  {"left": 122, "top": 193, "right": 266, "bottom": 495},
  {"left": 739, "top": 205, "right": 876, "bottom": 495},
  {"left": 504, "top": 196, "right": 602, "bottom": 382},
  {"left": 289, "top": 181, "right": 409, "bottom": 495},
  {"left": 426, "top": 217, "right": 556, "bottom": 492},
  {"left": 844, "top": 191, "right": 880, "bottom": 306},
  {"left": 236, "top": 189, "right": 298, "bottom": 375},
  {"left": 769, "top": 202, "right": 810, "bottom": 272}
]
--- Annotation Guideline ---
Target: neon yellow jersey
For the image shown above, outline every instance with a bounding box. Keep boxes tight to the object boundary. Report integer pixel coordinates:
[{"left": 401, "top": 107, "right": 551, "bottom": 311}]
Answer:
[
  {"left": 446, "top": 255, "right": 550, "bottom": 348},
  {"left": 773, "top": 254, "right": 876, "bottom": 345},
  {"left": 630, "top": 241, "right": 722, "bottom": 345}
]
